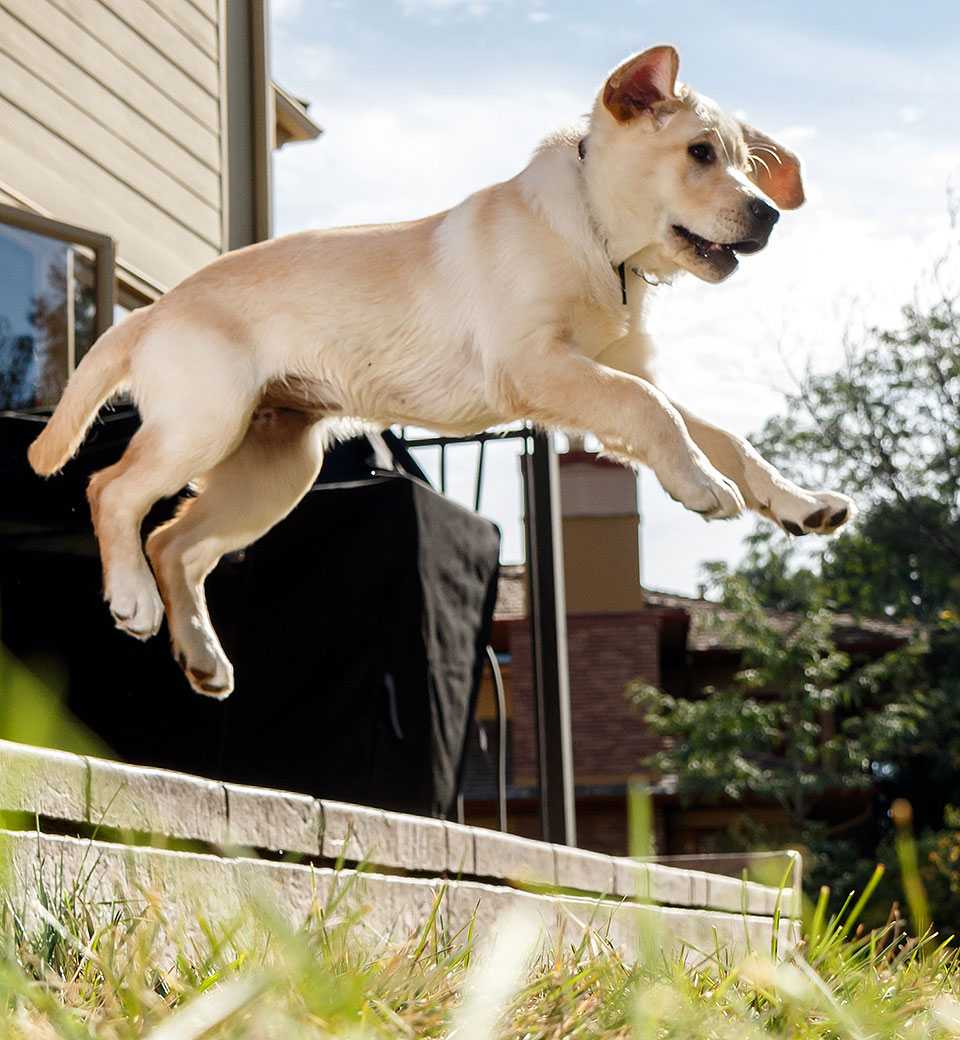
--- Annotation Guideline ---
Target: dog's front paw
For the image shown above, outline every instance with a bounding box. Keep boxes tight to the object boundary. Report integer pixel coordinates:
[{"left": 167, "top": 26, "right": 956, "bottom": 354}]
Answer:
[
  {"left": 771, "top": 490, "right": 856, "bottom": 537},
  {"left": 661, "top": 460, "right": 745, "bottom": 520}
]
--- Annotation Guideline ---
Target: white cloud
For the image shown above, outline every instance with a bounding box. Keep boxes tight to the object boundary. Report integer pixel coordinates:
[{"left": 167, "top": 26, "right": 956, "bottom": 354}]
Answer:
[
  {"left": 398, "top": 0, "right": 502, "bottom": 18},
  {"left": 271, "top": 0, "right": 304, "bottom": 21},
  {"left": 648, "top": 203, "right": 957, "bottom": 441},
  {"left": 277, "top": 40, "right": 351, "bottom": 92},
  {"left": 639, "top": 471, "right": 758, "bottom": 595},
  {"left": 777, "top": 125, "right": 816, "bottom": 145},
  {"left": 274, "top": 84, "right": 584, "bottom": 232},
  {"left": 732, "top": 25, "right": 959, "bottom": 103}
]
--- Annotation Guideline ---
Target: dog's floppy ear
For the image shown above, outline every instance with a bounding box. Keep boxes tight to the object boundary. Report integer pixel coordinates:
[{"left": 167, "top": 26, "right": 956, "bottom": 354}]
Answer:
[
  {"left": 602, "top": 45, "right": 680, "bottom": 126},
  {"left": 740, "top": 122, "right": 805, "bottom": 210}
]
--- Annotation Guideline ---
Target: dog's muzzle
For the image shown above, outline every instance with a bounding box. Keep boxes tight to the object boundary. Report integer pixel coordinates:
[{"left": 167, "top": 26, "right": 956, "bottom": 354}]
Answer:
[
  {"left": 672, "top": 197, "right": 780, "bottom": 281},
  {"left": 741, "top": 196, "right": 779, "bottom": 251}
]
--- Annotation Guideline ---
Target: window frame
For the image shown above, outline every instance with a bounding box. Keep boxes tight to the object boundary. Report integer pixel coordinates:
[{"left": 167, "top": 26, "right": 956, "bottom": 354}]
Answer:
[{"left": 0, "top": 202, "right": 115, "bottom": 362}]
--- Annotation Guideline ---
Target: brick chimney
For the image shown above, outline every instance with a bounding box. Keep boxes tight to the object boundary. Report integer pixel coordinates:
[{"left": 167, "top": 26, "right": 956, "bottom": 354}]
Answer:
[{"left": 558, "top": 441, "right": 643, "bottom": 613}]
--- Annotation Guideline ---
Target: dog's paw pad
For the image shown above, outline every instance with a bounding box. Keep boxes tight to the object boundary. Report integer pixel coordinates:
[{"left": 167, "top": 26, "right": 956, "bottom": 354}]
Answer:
[
  {"left": 110, "top": 601, "right": 164, "bottom": 640},
  {"left": 187, "top": 665, "right": 225, "bottom": 690},
  {"left": 803, "top": 508, "right": 826, "bottom": 529},
  {"left": 185, "top": 664, "right": 233, "bottom": 699},
  {"left": 775, "top": 492, "right": 854, "bottom": 536},
  {"left": 199, "top": 679, "right": 231, "bottom": 698},
  {"left": 175, "top": 638, "right": 234, "bottom": 699}
]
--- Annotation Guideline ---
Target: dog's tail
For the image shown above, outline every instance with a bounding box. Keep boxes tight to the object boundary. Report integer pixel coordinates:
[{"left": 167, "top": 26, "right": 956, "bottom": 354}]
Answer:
[{"left": 28, "top": 306, "right": 150, "bottom": 476}]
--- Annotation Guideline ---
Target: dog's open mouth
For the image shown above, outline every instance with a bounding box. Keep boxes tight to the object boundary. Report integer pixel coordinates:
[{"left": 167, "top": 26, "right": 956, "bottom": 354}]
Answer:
[
  {"left": 670, "top": 225, "right": 766, "bottom": 282},
  {"left": 672, "top": 225, "right": 764, "bottom": 259}
]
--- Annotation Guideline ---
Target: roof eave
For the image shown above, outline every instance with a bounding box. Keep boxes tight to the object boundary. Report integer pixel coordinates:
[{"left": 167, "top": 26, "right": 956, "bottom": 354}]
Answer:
[{"left": 273, "top": 82, "right": 323, "bottom": 147}]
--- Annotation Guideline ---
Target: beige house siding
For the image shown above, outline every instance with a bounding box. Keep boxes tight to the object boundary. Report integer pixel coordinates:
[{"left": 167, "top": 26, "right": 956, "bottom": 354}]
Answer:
[{"left": 0, "top": 0, "right": 225, "bottom": 292}]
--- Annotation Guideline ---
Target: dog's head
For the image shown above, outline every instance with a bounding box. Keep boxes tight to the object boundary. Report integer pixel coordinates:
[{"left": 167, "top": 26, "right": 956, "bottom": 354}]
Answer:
[{"left": 586, "top": 45, "right": 804, "bottom": 283}]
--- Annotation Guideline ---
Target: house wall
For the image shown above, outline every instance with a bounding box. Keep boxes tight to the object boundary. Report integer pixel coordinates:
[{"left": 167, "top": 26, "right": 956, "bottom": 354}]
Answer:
[
  {"left": 559, "top": 452, "right": 644, "bottom": 614},
  {"left": 510, "top": 612, "right": 662, "bottom": 786},
  {"left": 0, "top": 0, "right": 225, "bottom": 291},
  {"left": 562, "top": 516, "right": 645, "bottom": 613}
]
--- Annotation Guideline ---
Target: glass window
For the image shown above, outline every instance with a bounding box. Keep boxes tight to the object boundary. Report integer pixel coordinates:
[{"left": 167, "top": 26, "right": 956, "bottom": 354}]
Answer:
[
  {"left": 0, "top": 225, "right": 97, "bottom": 410},
  {"left": 0, "top": 204, "right": 114, "bottom": 414}
]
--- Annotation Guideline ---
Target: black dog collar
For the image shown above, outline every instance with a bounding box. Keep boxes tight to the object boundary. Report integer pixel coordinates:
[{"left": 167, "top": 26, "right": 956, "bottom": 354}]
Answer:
[{"left": 578, "top": 137, "right": 633, "bottom": 305}]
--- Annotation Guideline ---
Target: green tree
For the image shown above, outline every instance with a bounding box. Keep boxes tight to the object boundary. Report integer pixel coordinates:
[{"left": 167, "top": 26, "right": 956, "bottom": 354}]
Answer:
[
  {"left": 739, "top": 498, "right": 960, "bottom": 623},
  {"left": 668, "top": 237, "right": 960, "bottom": 921},
  {"left": 630, "top": 571, "right": 863, "bottom": 832},
  {"left": 628, "top": 570, "right": 960, "bottom": 911},
  {"left": 733, "top": 275, "right": 960, "bottom": 621},
  {"left": 759, "top": 290, "right": 960, "bottom": 515}
]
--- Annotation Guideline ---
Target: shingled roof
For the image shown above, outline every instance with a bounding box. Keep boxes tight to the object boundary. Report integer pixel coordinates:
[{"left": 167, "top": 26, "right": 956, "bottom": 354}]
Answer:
[
  {"left": 643, "top": 589, "right": 916, "bottom": 653},
  {"left": 494, "top": 566, "right": 916, "bottom": 652}
]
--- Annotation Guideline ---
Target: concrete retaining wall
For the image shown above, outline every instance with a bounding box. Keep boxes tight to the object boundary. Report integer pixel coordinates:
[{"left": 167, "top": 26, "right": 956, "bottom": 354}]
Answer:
[{"left": 0, "top": 739, "right": 800, "bottom": 959}]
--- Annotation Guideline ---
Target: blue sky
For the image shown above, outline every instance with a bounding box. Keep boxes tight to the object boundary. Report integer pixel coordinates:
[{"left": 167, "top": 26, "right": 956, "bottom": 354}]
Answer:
[{"left": 269, "top": 0, "right": 960, "bottom": 595}]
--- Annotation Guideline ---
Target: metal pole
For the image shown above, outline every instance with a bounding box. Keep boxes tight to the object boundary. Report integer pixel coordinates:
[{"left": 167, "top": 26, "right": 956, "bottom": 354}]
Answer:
[
  {"left": 522, "top": 431, "right": 577, "bottom": 846},
  {"left": 485, "top": 644, "right": 509, "bottom": 833}
]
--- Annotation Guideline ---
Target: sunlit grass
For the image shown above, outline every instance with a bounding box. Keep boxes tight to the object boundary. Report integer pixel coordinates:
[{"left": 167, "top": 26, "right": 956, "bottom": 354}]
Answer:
[
  {"left": 3, "top": 850, "right": 960, "bottom": 1040},
  {"left": 4, "top": 646, "right": 960, "bottom": 1037}
]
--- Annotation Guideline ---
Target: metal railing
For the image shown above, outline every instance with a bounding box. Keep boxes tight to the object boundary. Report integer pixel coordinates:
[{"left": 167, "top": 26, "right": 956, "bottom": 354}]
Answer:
[{"left": 400, "top": 425, "right": 577, "bottom": 846}]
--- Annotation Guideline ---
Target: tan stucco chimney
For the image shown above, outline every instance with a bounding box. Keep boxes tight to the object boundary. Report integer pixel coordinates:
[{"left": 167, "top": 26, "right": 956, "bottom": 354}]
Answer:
[{"left": 558, "top": 442, "right": 644, "bottom": 613}]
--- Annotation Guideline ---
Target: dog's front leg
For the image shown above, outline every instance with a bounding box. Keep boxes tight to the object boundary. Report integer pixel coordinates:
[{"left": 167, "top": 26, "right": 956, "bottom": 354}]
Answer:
[
  {"left": 670, "top": 403, "right": 855, "bottom": 535},
  {"left": 492, "top": 339, "right": 744, "bottom": 520}
]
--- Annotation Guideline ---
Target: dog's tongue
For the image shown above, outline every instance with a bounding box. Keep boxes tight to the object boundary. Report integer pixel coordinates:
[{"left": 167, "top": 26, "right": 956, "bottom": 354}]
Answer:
[{"left": 698, "top": 239, "right": 731, "bottom": 259}]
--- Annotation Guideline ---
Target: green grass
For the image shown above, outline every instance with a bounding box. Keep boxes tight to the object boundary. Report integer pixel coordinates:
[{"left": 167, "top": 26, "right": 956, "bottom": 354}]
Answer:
[{"left": 4, "top": 858, "right": 960, "bottom": 1040}]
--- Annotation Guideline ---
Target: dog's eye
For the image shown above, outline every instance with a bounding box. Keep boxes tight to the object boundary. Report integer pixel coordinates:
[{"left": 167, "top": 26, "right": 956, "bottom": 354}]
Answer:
[{"left": 688, "top": 143, "right": 715, "bottom": 165}]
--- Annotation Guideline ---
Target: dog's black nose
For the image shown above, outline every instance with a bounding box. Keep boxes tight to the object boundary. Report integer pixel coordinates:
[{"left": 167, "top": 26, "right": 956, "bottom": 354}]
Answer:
[{"left": 749, "top": 197, "right": 779, "bottom": 226}]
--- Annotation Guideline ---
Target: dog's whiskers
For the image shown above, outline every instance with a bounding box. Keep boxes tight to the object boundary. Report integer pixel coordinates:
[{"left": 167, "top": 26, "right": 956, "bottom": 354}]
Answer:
[
  {"left": 708, "top": 126, "right": 733, "bottom": 166},
  {"left": 749, "top": 144, "right": 783, "bottom": 171},
  {"left": 748, "top": 153, "right": 772, "bottom": 178}
]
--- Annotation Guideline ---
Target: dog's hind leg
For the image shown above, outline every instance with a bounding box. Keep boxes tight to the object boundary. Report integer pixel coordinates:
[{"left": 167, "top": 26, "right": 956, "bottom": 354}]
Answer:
[
  {"left": 146, "top": 409, "right": 326, "bottom": 698},
  {"left": 87, "top": 407, "right": 255, "bottom": 641}
]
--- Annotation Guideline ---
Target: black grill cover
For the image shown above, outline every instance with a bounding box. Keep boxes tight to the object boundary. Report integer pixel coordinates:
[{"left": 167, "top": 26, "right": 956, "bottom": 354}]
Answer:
[{"left": 0, "top": 412, "right": 500, "bottom": 818}]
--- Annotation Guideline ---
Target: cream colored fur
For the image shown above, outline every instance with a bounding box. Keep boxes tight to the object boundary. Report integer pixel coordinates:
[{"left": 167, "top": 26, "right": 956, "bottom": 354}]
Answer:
[{"left": 27, "top": 45, "right": 853, "bottom": 697}]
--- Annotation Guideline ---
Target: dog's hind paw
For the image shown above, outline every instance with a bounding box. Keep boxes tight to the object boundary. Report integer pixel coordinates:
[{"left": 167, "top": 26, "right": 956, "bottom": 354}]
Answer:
[
  {"left": 173, "top": 639, "right": 234, "bottom": 699},
  {"left": 107, "top": 577, "right": 165, "bottom": 640}
]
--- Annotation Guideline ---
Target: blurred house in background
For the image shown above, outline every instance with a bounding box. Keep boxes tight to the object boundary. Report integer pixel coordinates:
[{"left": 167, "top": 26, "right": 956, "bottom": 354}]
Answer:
[{"left": 462, "top": 448, "right": 912, "bottom": 856}]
